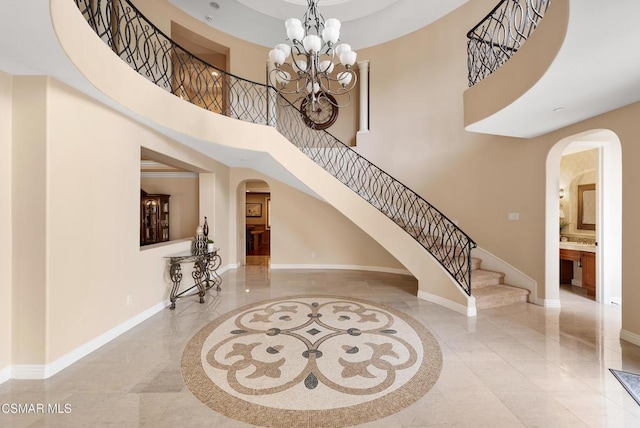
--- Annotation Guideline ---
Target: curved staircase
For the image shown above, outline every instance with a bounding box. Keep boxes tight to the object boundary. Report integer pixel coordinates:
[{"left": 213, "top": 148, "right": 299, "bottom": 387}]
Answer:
[{"left": 61, "top": 0, "right": 537, "bottom": 314}]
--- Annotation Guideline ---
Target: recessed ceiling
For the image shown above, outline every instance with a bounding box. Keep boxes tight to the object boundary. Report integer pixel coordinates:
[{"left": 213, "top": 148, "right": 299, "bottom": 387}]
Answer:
[{"left": 169, "top": 0, "right": 469, "bottom": 49}]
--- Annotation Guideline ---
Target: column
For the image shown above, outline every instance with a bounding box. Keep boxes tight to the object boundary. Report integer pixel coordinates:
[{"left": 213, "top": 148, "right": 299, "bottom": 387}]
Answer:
[{"left": 357, "top": 60, "right": 369, "bottom": 133}]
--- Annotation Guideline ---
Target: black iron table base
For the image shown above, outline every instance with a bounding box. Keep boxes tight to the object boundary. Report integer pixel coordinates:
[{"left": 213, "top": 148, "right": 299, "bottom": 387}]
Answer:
[{"left": 165, "top": 249, "right": 222, "bottom": 309}]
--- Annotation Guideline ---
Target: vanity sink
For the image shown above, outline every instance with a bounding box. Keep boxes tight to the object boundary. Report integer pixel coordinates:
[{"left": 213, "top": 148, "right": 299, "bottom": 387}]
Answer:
[{"left": 559, "top": 242, "right": 596, "bottom": 253}]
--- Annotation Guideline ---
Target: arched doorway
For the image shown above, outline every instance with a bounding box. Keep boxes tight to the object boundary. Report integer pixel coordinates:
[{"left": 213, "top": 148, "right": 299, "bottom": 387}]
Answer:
[
  {"left": 545, "top": 130, "right": 622, "bottom": 306},
  {"left": 242, "top": 180, "right": 271, "bottom": 266}
]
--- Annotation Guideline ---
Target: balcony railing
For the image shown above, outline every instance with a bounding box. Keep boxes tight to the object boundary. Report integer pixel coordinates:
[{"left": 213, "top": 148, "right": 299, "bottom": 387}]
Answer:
[
  {"left": 467, "top": 0, "right": 552, "bottom": 86},
  {"left": 73, "top": 0, "right": 477, "bottom": 295}
]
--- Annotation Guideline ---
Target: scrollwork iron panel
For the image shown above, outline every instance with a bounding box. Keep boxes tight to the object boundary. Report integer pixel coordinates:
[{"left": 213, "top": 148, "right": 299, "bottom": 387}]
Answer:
[
  {"left": 467, "top": 0, "right": 552, "bottom": 86},
  {"left": 74, "top": 0, "right": 477, "bottom": 295}
]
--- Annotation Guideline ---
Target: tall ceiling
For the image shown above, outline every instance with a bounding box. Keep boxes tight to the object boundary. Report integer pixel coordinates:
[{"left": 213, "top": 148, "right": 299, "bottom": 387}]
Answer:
[{"left": 168, "top": 0, "right": 470, "bottom": 49}]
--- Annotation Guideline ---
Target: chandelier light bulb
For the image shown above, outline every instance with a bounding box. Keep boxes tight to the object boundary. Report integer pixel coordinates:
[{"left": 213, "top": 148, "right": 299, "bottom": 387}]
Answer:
[
  {"left": 268, "top": 49, "right": 286, "bottom": 66},
  {"left": 322, "top": 26, "right": 340, "bottom": 45},
  {"left": 306, "top": 81, "right": 320, "bottom": 94},
  {"left": 337, "top": 71, "right": 352, "bottom": 86},
  {"left": 324, "top": 18, "right": 341, "bottom": 30},
  {"left": 334, "top": 43, "right": 351, "bottom": 57},
  {"left": 285, "top": 18, "right": 302, "bottom": 29},
  {"left": 339, "top": 50, "right": 357, "bottom": 67},
  {"left": 294, "top": 59, "right": 308, "bottom": 72},
  {"left": 318, "top": 60, "right": 334, "bottom": 73},
  {"left": 275, "top": 43, "right": 292, "bottom": 59},
  {"left": 287, "top": 24, "right": 305, "bottom": 42},
  {"left": 302, "top": 35, "right": 322, "bottom": 53}
]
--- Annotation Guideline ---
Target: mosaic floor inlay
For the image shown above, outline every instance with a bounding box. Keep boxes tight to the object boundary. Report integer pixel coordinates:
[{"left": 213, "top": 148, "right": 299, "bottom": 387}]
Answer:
[{"left": 181, "top": 295, "right": 442, "bottom": 427}]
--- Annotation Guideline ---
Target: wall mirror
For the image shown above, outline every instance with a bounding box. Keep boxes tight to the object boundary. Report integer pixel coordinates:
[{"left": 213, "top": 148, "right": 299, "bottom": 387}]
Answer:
[{"left": 577, "top": 183, "right": 596, "bottom": 230}]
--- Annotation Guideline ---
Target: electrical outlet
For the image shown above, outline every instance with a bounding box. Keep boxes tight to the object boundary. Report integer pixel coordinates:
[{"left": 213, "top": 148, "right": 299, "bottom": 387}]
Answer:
[
  {"left": 508, "top": 212, "right": 520, "bottom": 221},
  {"left": 311, "top": 252, "right": 316, "bottom": 258},
  {"left": 126, "top": 295, "right": 133, "bottom": 306}
]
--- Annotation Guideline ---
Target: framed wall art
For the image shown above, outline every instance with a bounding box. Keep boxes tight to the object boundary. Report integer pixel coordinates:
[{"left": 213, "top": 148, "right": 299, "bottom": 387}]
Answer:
[{"left": 246, "top": 203, "right": 262, "bottom": 217}]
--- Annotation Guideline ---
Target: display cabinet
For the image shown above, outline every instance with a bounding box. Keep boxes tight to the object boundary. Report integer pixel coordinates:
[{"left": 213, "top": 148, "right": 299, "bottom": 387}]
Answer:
[{"left": 141, "top": 189, "right": 170, "bottom": 245}]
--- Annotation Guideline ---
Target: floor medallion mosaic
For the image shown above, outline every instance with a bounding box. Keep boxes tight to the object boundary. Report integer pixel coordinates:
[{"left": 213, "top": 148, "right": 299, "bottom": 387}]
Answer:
[{"left": 181, "top": 295, "right": 442, "bottom": 427}]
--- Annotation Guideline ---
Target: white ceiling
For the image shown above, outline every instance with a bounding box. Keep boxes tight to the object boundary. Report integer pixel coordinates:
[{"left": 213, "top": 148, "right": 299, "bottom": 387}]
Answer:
[
  {"left": 168, "top": 0, "right": 470, "bottom": 49},
  {"left": 465, "top": 0, "right": 640, "bottom": 138},
  {"left": 2, "top": 0, "right": 639, "bottom": 147}
]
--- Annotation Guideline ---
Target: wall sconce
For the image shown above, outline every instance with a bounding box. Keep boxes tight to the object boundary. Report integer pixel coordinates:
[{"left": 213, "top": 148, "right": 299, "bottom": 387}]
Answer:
[{"left": 559, "top": 188, "right": 566, "bottom": 219}]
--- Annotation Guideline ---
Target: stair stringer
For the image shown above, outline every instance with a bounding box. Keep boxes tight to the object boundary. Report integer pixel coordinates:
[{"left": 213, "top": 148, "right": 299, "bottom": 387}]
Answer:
[{"left": 51, "top": 0, "right": 476, "bottom": 316}]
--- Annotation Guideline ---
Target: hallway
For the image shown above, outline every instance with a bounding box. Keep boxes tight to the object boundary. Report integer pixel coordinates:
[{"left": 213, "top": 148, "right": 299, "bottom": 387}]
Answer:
[{"left": 1, "top": 268, "right": 639, "bottom": 426}]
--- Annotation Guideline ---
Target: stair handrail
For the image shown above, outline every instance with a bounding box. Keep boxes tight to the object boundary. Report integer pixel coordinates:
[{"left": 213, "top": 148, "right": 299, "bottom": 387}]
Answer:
[
  {"left": 73, "top": 0, "right": 477, "bottom": 294},
  {"left": 467, "top": 0, "right": 552, "bottom": 87}
]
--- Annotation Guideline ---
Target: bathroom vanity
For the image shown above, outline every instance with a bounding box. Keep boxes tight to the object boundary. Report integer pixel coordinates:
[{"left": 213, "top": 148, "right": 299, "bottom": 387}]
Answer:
[{"left": 560, "top": 242, "right": 596, "bottom": 297}]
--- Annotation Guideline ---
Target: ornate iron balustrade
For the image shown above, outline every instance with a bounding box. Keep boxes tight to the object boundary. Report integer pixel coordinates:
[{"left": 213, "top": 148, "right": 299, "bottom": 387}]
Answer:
[
  {"left": 73, "top": 0, "right": 477, "bottom": 294},
  {"left": 467, "top": 0, "right": 552, "bottom": 86}
]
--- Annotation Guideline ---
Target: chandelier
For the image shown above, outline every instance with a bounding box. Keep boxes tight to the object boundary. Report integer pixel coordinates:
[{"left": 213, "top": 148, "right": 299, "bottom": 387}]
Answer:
[{"left": 268, "top": 0, "right": 358, "bottom": 130}]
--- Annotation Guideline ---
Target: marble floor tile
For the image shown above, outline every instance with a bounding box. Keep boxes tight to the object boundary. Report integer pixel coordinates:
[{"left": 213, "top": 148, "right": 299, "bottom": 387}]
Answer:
[{"left": 0, "top": 268, "right": 637, "bottom": 427}]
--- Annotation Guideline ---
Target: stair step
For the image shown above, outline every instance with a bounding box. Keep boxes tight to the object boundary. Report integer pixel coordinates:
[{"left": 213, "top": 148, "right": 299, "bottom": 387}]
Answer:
[
  {"left": 474, "top": 285, "right": 530, "bottom": 309},
  {"left": 471, "top": 257, "right": 482, "bottom": 270},
  {"left": 471, "top": 269, "right": 504, "bottom": 288}
]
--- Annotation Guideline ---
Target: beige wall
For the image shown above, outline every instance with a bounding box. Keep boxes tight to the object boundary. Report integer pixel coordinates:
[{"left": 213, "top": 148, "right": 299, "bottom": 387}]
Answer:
[
  {"left": 12, "top": 77, "right": 48, "bottom": 365},
  {"left": 8, "top": 77, "right": 230, "bottom": 365},
  {"left": 0, "top": 71, "right": 12, "bottom": 372},
  {"left": 140, "top": 175, "right": 199, "bottom": 240},
  {"left": 231, "top": 169, "right": 406, "bottom": 271}
]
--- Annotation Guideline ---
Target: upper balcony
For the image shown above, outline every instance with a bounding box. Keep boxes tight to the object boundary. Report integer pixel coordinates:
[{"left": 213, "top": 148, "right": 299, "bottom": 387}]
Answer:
[{"left": 464, "top": 0, "right": 640, "bottom": 138}]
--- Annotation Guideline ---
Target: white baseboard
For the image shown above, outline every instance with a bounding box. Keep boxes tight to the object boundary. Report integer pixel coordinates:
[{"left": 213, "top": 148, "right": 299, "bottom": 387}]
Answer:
[
  {"left": 270, "top": 264, "right": 412, "bottom": 276},
  {"left": 219, "top": 263, "right": 238, "bottom": 274},
  {"left": 534, "top": 298, "right": 562, "bottom": 308},
  {"left": 417, "top": 290, "right": 476, "bottom": 317},
  {"left": 11, "top": 301, "right": 166, "bottom": 381},
  {"left": 620, "top": 329, "right": 640, "bottom": 347},
  {"left": 0, "top": 365, "right": 11, "bottom": 384}
]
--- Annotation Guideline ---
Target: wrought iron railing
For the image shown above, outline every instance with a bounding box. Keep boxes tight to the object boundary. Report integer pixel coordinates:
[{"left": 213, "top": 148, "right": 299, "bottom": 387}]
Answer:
[
  {"left": 73, "top": 0, "right": 477, "bottom": 294},
  {"left": 467, "top": 0, "right": 552, "bottom": 86}
]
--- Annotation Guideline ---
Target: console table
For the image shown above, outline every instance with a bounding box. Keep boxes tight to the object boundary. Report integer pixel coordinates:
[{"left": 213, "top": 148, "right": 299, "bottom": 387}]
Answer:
[{"left": 165, "top": 248, "right": 222, "bottom": 309}]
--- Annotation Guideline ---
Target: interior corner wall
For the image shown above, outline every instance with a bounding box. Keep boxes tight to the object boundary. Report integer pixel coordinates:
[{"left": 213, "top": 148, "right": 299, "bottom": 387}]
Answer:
[
  {"left": 0, "top": 71, "right": 13, "bottom": 373},
  {"left": 12, "top": 76, "right": 48, "bottom": 365}
]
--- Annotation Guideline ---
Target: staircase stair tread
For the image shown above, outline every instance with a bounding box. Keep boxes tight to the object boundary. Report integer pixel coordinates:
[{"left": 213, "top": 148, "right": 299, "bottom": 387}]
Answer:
[
  {"left": 473, "top": 284, "right": 530, "bottom": 309},
  {"left": 471, "top": 269, "right": 504, "bottom": 288}
]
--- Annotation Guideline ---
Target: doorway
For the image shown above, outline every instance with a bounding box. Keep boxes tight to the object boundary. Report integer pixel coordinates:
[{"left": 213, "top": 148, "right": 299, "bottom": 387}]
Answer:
[
  {"left": 545, "top": 130, "right": 622, "bottom": 306},
  {"left": 244, "top": 180, "right": 271, "bottom": 266}
]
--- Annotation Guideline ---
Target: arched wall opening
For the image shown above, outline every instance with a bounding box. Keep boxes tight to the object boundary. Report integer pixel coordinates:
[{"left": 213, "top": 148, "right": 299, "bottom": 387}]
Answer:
[
  {"left": 545, "top": 129, "right": 622, "bottom": 306},
  {"left": 236, "top": 179, "right": 271, "bottom": 266}
]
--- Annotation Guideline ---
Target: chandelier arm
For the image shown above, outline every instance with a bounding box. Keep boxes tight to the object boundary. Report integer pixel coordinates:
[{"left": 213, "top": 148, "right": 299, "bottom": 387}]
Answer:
[
  {"left": 316, "top": 70, "right": 358, "bottom": 94},
  {"left": 316, "top": 91, "right": 353, "bottom": 109}
]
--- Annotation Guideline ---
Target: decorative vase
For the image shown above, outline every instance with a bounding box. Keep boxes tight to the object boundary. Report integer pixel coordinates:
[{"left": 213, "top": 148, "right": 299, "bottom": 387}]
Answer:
[
  {"left": 193, "top": 225, "right": 207, "bottom": 253},
  {"left": 203, "top": 216, "right": 209, "bottom": 238},
  {"left": 207, "top": 243, "right": 214, "bottom": 252}
]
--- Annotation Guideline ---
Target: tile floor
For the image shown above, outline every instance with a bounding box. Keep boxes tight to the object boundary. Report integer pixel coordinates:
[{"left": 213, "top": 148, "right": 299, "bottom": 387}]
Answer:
[{"left": 1, "top": 267, "right": 640, "bottom": 427}]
